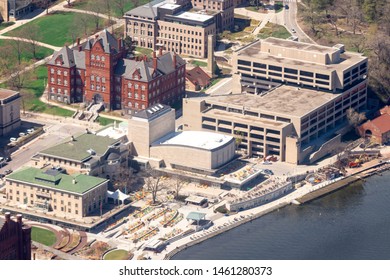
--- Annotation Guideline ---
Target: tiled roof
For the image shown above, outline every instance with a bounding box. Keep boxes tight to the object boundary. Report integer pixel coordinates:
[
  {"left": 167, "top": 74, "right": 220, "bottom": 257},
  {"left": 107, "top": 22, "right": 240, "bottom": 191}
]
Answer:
[
  {"left": 186, "top": 66, "right": 211, "bottom": 87},
  {"left": 115, "top": 52, "right": 185, "bottom": 82},
  {"left": 84, "top": 29, "right": 121, "bottom": 54},
  {"left": 7, "top": 167, "right": 108, "bottom": 194},
  {"left": 370, "top": 114, "right": 390, "bottom": 133},
  {"left": 47, "top": 46, "right": 76, "bottom": 68},
  {"left": 124, "top": 0, "right": 164, "bottom": 18}
]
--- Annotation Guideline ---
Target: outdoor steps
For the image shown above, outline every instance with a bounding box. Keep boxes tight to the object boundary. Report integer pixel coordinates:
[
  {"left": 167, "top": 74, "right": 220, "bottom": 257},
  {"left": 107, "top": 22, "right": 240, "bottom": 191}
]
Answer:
[
  {"left": 54, "top": 228, "right": 70, "bottom": 250},
  {"left": 61, "top": 230, "right": 81, "bottom": 253},
  {"left": 69, "top": 231, "right": 88, "bottom": 254}
]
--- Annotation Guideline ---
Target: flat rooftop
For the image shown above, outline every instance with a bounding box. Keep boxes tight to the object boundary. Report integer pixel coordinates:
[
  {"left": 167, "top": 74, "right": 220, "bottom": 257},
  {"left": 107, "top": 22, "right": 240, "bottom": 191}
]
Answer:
[
  {"left": 174, "top": 11, "right": 213, "bottom": 22},
  {"left": 160, "top": 3, "right": 180, "bottom": 9},
  {"left": 237, "top": 39, "right": 367, "bottom": 71},
  {"left": 154, "top": 131, "right": 233, "bottom": 151},
  {"left": 7, "top": 167, "right": 107, "bottom": 194},
  {"left": 204, "top": 85, "right": 341, "bottom": 118},
  {"left": 40, "top": 133, "right": 119, "bottom": 162},
  {"left": 0, "top": 89, "right": 18, "bottom": 100}
]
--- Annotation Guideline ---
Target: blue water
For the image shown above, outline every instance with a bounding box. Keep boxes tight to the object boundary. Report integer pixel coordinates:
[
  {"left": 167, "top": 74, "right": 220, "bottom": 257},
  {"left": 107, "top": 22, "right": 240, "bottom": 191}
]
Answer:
[{"left": 173, "top": 171, "right": 390, "bottom": 260}]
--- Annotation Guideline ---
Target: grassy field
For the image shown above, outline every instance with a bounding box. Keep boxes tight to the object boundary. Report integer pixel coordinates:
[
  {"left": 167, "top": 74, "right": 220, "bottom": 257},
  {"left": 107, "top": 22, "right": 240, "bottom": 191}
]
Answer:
[
  {"left": 190, "top": 60, "right": 207, "bottom": 67},
  {"left": 4, "top": 12, "right": 107, "bottom": 47},
  {"left": 103, "top": 249, "right": 131, "bottom": 260},
  {"left": 0, "top": 40, "right": 53, "bottom": 63},
  {"left": 135, "top": 47, "right": 153, "bottom": 57},
  {"left": 258, "top": 23, "right": 291, "bottom": 40},
  {"left": 71, "top": 0, "right": 150, "bottom": 17},
  {"left": 97, "top": 116, "right": 116, "bottom": 126},
  {"left": 1, "top": 66, "right": 74, "bottom": 117},
  {"left": 31, "top": 226, "right": 57, "bottom": 246}
]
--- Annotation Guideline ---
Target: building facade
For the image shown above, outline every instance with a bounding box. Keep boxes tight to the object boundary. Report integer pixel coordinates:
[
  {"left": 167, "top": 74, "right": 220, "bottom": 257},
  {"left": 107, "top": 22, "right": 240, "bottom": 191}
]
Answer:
[
  {"left": 0, "top": 0, "right": 34, "bottom": 22},
  {"left": 128, "top": 103, "right": 235, "bottom": 174},
  {"left": 358, "top": 106, "right": 390, "bottom": 145},
  {"left": 0, "top": 89, "right": 21, "bottom": 136},
  {"left": 46, "top": 30, "right": 186, "bottom": 113},
  {"left": 5, "top": 167, "right": 108, "bottom": 218},
  {"left": 124, "top": 0, "right": 231, "bottom": 58},
  {"left": 0, "top": 213, "right": 31, "bottom": 260},
  {"left": 182, "top": 38, "right": 368, "bottom": 164}
]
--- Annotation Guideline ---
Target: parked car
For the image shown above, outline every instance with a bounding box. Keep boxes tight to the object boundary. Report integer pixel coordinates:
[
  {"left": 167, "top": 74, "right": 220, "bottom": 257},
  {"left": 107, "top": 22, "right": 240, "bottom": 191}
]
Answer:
[
  {"left": 27, "top": 128, "right": 35, "bottom": 134},
  {"left": 10, "top": 137, "right": 17, "bottom": 142},
  {"left": 263, "top": 169, "right": 274, "bottom": 176},
  {"left": 291, "top": 28, "right": 296, "bottom": 33},
  {"left": 4, "top": 169, "right": 13, "bottom": 175},
  {"left": 262, "top": 161, "right": 272, "bottom": 165}
]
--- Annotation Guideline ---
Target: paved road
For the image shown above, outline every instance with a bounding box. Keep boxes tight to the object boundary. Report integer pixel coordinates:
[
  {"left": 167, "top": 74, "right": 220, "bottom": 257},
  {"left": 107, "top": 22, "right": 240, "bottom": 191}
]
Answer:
[{"left": 283, "top": 0, "right": 316, "bottom": 44}]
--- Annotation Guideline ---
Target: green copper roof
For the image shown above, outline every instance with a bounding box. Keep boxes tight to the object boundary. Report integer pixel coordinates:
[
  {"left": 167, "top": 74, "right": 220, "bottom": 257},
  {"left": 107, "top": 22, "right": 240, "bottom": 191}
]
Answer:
[
  {"left": 40, "top": 133, "right": 119, "bottom": 162},
  {"left": 7, "top": 167, "right": 108, "bottom": 194}
]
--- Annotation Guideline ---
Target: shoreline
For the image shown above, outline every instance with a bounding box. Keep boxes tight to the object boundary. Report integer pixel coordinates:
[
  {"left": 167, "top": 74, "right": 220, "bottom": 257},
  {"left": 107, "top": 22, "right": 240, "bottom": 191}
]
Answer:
[{"left": 163, "top": 160, "right": 390, "bottom": 260}]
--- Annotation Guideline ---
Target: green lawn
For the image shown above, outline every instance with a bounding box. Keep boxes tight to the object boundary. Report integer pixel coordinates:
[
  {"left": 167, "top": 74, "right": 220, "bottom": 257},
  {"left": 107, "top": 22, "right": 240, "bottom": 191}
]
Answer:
[
  {"left": 258, "top": 23, "right": 291, "bottom": 40},
  {"left": 98, "top": 116, "right": 116, "bottom": 126},
  {"left": 103, "top": 249, "right": 130, "bottom": 260},
  {"left": 190, "top": 60, "right": 207, "bottom": 67},
  {"left": 4, "top": 12, "right": 107, "bottom": 47},
  {"left": 71, "top": 0, "right": 150, "bottom": 17},
  {"left": 135, "top": 47, "right": 153, "bottom": 57},
  {"left": 1, "top": 66, "right": 74, "bottom": 117},
  {"left": 0, "top": 40, "right": 53, "bottom": 63},
  {"left": 0, "top": 22, "right": 15, "bottom": 31},
  {"left": 31, "top": 226, "right": 57, "bottom": 246}
]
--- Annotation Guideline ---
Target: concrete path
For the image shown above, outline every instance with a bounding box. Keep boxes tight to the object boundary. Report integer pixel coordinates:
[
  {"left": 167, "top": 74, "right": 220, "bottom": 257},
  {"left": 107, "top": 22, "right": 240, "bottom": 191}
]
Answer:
[{"left": 0, "top": 36, "right": 61, "bottom": 51}]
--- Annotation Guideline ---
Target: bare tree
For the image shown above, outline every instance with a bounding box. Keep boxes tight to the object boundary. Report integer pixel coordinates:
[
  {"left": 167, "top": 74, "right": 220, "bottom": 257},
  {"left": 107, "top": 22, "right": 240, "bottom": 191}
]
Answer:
[
  {"left": 113, "top": 0, "right": 126, "bottom": 17},
  {"left": 88, "top": 1, "right": 103, "bottom": 31},
  {"left": 9, "top": 39, "right": 25, "bottom": 65},
  {"left": 170, "top": 176, "right": 187, "bottom": 200},
  {"left": 19, "top": 24, "right": 42, "bottom": 59},
  {"left": 7, "top": 62, "right": 32, "bottom": 92},
  {"left": 143, "top": 168, "right": 166, "bottom": 204},
  {"left": 113, "top": 164, "right": 135, "bottom": 194},
  {"left": 346, "top": 108, "right": 366, "bottom": 128},
  {"left": 75, "top": 13, "right": 90, "bottom": 36}
]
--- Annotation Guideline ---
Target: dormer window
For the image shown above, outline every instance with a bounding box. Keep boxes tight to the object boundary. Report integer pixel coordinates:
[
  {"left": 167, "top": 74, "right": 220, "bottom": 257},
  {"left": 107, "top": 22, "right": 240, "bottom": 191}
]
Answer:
[
  {"left": 96, "top": 55, "right": 100, "bottom": 61},
  {"left": 91, "top": 55, "right": 95, "bottom": 60},
  {"left": 50, "top": 68, "right": 54, "bottom": 74},
  {"left": 101, "top": 56, "right": 105, "bottom": 62}
]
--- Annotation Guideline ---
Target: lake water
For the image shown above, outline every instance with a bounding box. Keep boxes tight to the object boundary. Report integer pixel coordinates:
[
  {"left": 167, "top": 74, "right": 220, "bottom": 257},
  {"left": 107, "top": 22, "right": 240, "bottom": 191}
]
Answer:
[{"left": 172, "top": 171, "right": 390, "bottom": 260}]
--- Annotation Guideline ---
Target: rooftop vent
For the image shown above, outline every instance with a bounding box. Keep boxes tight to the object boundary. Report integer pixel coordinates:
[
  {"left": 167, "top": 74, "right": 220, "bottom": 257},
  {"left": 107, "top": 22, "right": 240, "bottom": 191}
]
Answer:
[{"left": 87, "top": 149, "right": 96, "bottom": 155}]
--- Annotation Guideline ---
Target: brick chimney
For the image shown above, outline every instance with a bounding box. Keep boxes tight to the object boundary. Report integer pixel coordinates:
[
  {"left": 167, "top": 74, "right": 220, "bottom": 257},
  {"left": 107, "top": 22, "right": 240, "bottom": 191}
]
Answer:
[
  {"left": 5, "top": 212, "right": 11, "bottom": 222},
  {"left": 117, "top": 38, "right": 122, "bottom": 51},
  {"left": 158, "top": 47, "right": 163, "bottom": 57},
  {"left": 16, "top": 214, "right": 22, "bottom": 224},
  {"left": 173, "top": 52, "right": 177, "bottom": 69},
  {"left": 153, "top": 51, "right": 157, "bottom": 71}
]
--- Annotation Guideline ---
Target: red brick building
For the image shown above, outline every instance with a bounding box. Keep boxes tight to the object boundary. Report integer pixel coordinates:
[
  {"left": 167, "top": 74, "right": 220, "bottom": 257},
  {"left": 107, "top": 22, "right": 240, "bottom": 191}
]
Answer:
[
  {"left": 47, "top": 30, "right": 186, "bottom": 114},
  {"left": 358, "top": 106, "right": 390, "bottom": 145},
  {"left": 0, "top": 213, "right": 31, "bottom": 260}
]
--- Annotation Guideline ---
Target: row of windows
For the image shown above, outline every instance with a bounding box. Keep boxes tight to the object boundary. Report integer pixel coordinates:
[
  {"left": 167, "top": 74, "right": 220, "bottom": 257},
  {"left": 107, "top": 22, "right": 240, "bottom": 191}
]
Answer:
[{"left": 90, "top": 55, "right": 106, "bottom": 61}]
